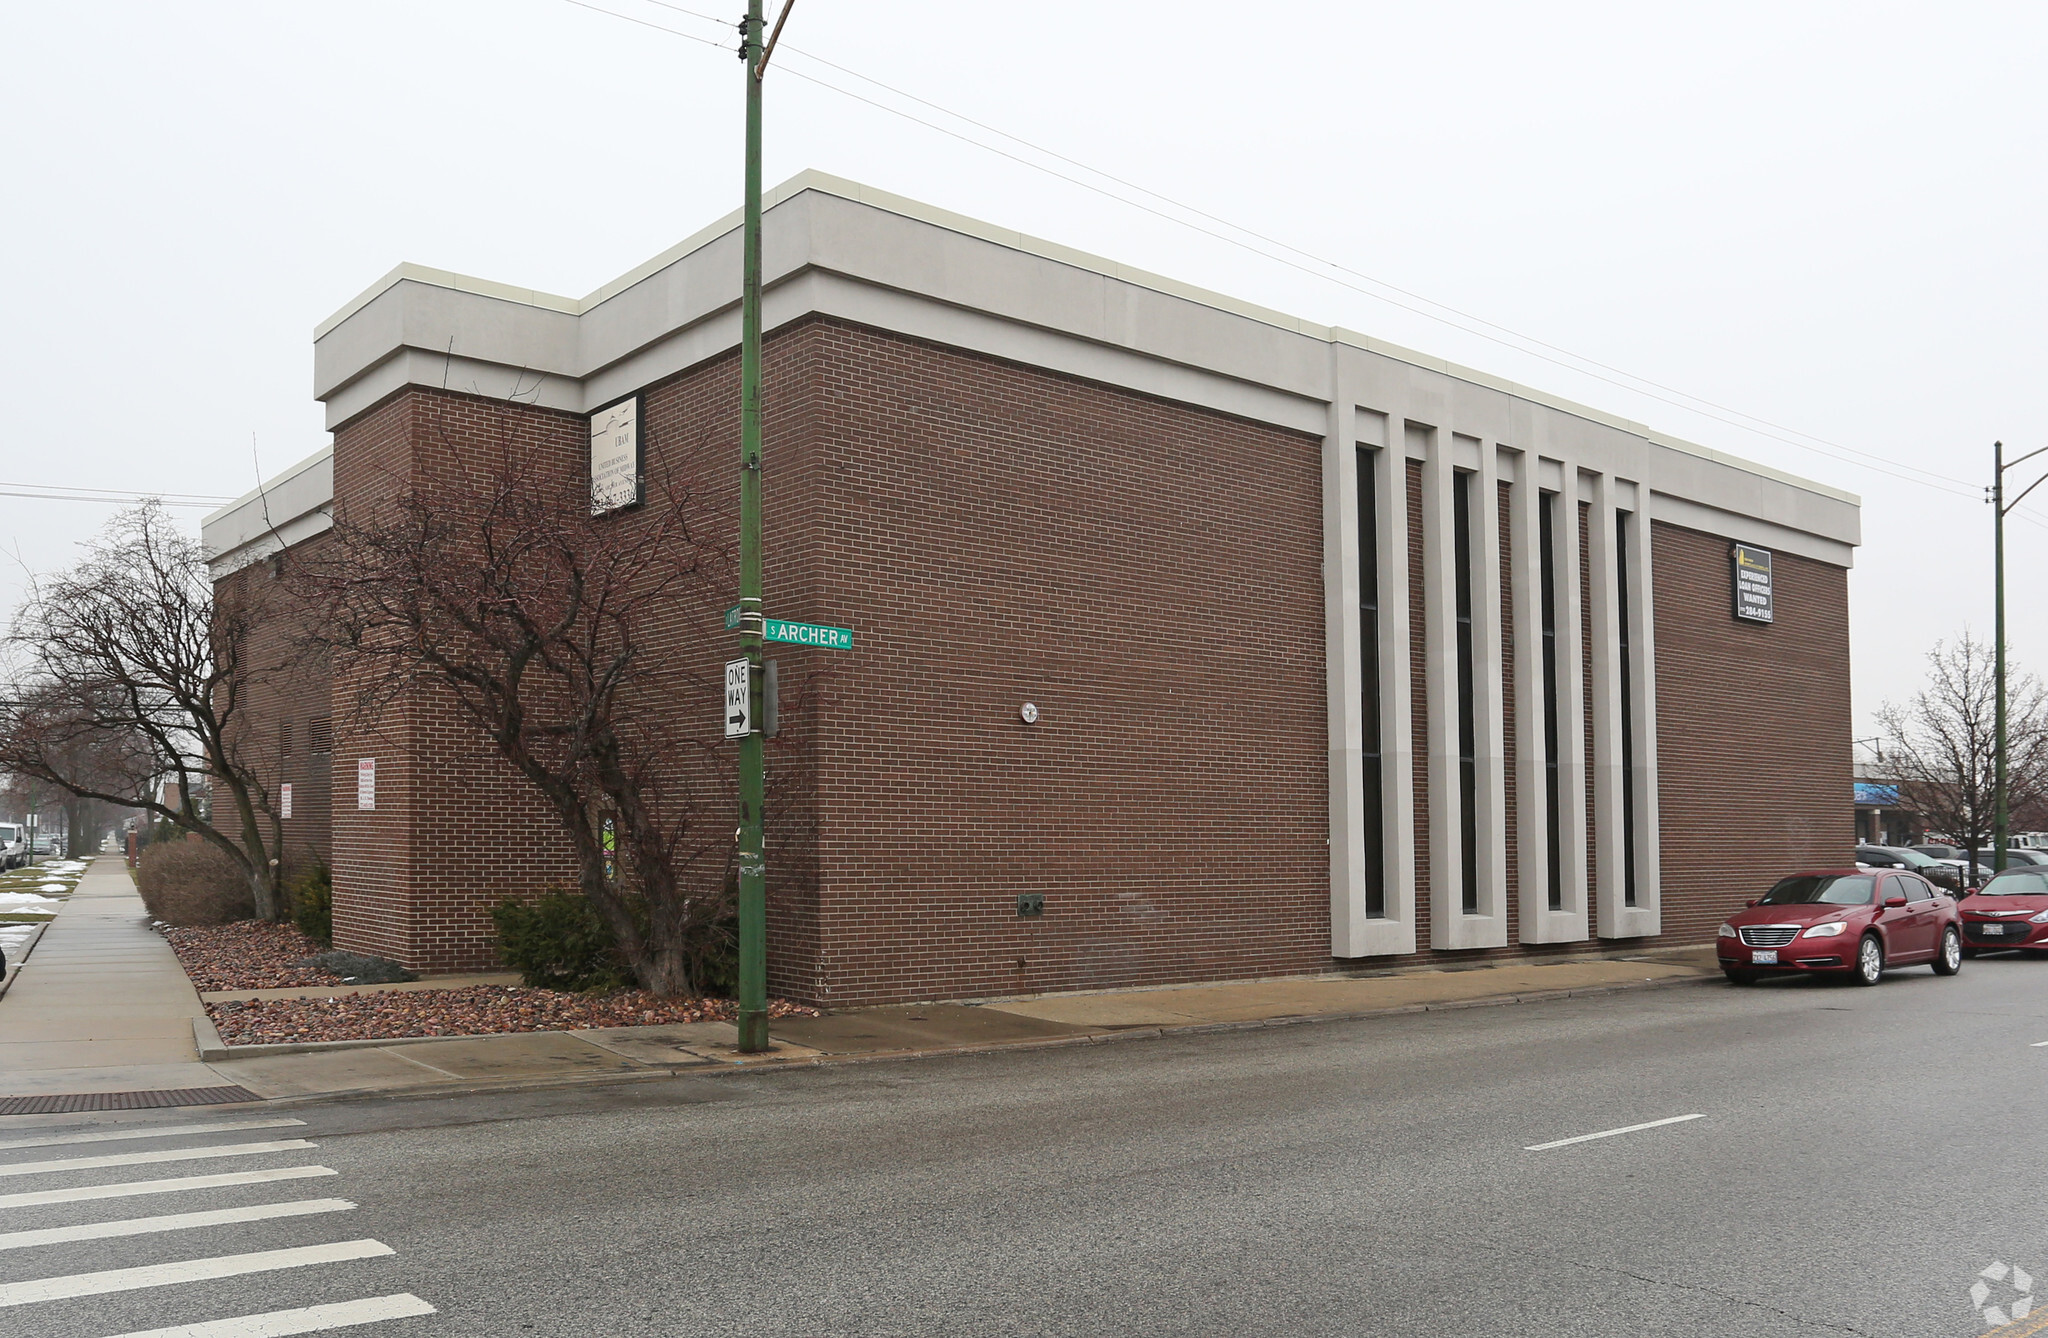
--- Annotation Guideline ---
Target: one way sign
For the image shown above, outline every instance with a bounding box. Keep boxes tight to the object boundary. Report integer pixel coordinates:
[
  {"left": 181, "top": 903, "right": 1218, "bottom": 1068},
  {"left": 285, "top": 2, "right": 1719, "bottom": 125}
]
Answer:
[{"left": 724, "top": 658, "right": 752, "bottom": 739}]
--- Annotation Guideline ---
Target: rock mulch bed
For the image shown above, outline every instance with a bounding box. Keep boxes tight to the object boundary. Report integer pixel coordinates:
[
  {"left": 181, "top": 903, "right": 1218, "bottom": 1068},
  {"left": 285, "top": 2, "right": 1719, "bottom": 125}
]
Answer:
[
  {"left": 206, "top": 986, "right": 819, "bottom": 1047},
  {"left": 160, "top": 921, "right": 341, "bottom": 992}
]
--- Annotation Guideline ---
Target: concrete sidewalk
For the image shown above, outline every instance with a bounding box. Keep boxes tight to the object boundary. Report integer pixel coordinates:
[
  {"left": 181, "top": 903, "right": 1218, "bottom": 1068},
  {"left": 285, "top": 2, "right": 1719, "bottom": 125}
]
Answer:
[
  {"left": 0, "top": 855, "right": 223, "bottom": 1098},
  {"left": 0, "top": 862, "right": 1721, "bottom": 1109}
]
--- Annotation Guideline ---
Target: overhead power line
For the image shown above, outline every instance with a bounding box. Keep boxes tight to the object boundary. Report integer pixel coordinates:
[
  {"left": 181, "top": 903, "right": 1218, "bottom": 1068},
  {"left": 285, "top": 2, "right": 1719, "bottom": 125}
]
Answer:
[
  {"left": 567, "top": 0, "right": 2035, "bottom": 526},
  {"left": 0, "top": 484, "right": 233, "bottom": 508}
]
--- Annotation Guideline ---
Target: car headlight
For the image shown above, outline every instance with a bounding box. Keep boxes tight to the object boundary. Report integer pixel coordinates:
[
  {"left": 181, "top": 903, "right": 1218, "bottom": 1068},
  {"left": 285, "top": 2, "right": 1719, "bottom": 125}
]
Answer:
[
  {"left": 2030, "top": 910, "right": 2048, "bottom": 924},
  {"left": 1718, "top": 923, "right": 1737, "bottom": 938},
  {"left": 1802, "top": 922, "right": 1849, "bottom": 939}
]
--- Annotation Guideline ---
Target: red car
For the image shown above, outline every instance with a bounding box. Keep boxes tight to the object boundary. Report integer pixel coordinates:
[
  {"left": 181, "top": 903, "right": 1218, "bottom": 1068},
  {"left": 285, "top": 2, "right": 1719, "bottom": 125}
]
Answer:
[
  {"left": 1718, "top": 868, "right": 1963, "bottom": 986},
  {"left": 1960, "top": 867, "right": 2048, "bottom": 955}
]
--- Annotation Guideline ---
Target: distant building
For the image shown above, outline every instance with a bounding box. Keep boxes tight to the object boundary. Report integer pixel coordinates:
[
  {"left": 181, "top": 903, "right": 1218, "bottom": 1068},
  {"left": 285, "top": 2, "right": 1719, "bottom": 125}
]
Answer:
[{"left": 204, "top": 173, "right": 1860, "bottom": 1005}]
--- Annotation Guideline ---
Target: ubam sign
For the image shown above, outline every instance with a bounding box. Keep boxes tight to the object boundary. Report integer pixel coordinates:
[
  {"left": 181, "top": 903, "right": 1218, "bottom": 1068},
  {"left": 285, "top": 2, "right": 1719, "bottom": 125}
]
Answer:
[
  {"left": 1732, "top": 543, "right": 1774, "bottom": 624},
  {"left": 589, "top": 395, "right": 642, "bottom": 515}
]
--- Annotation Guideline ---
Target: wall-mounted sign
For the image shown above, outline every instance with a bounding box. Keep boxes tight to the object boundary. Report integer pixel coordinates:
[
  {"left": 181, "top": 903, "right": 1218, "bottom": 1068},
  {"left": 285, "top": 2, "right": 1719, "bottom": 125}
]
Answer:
[
  {"left": 356, "top": 758, "right": 376, "bottom": 811},
  {"left": 1732, "top": 543, "right": 1774, "bottom": 623},
  {"left": 1854, "top": 782, "right": 1900, "bottom": 807},
  {"left": 589, "top": 394, "right": 642, "bottom": 515},
  {"left": 280, "top": 783, "right": 293, "bottom": 820}
]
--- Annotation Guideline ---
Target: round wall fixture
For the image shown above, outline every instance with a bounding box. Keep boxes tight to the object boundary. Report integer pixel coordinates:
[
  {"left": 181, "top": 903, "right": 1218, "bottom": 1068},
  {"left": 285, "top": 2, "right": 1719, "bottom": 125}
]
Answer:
[{"left": 1019, "top": 702, "right": 1039, "bottom": 724}]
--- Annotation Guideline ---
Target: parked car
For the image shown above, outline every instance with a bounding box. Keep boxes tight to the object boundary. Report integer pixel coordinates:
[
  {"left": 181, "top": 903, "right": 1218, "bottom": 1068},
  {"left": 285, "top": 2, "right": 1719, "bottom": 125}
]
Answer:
[
  {"left": 1857, "top": 844, "right": 1964, "bottom": 891},
  {"left": 1718, "top": 868, "right": 1963, "bottom": 986},
  {"left": 1934, "top": 858, "right": 1996, "bottom": 888},
  {"left": 0, "top": 824, "right": 23, "bottom": 870},
  {"left": 1965, "top": 848, "right": 2048, "bottom": 870},
  {"left": 1958, "top": 868, "right": 2048, "bottom": 956},
  {"left": 1913, "top": 843, "right": 1966, "bottom": 862}
]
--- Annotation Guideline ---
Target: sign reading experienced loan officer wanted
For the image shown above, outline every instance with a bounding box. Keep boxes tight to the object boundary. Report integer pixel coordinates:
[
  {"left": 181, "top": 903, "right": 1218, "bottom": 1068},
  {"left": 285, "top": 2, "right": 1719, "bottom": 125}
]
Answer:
[
  {"left": 589, "top": 395, "right": 641, "bottom": 515},
  {"left": 1732, "top": 543, "right": 1774, "bottom": 623}
]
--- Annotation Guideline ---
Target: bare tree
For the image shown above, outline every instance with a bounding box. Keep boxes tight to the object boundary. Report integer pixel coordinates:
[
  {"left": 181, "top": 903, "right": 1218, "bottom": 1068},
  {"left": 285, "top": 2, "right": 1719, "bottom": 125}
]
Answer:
[
  {"left": 0, "top": 503, "right": 288, "bottom": 914},
  {"left": 1874, "top": 632, "right": 2048, "bottom": 857},
  {"left": 301, "top": 433, "right": 753, "bottom": 997}
]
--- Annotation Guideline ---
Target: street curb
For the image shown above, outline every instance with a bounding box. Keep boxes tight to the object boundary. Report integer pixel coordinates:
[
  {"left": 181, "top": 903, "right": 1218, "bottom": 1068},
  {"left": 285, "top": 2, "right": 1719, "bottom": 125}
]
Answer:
[
  {"left": 0, "top": 923, "right": 50, "bottom": 1003},
  {"left": 192, "top": 1011, "right": 230, "bottom": 1063},
  {"left": 215, "top": 967, "right": 1722, "bottom": 1108}
]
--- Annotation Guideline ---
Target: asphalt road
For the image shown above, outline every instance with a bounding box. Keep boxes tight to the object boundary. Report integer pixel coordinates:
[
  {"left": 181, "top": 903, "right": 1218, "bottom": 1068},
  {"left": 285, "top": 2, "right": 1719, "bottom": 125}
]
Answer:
[{"left": 7, "top": 953, "right": 2047, "bottom": 1337}]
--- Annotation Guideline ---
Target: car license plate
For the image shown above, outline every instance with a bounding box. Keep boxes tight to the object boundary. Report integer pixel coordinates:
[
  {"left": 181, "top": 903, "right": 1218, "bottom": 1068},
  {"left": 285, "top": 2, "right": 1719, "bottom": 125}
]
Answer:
[
  {"left": 1984, "top": 924, "right": 2008, "bottom": 935},
  {"left": 1752, "top": 949, "right": 1778, "bottom": 964}
]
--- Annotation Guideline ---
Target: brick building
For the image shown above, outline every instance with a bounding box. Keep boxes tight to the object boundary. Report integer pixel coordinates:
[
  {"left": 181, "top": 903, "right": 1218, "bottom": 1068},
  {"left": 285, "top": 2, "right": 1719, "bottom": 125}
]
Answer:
[{"left": 203, "top": 173, "right": 1860, "bottom": 1005}]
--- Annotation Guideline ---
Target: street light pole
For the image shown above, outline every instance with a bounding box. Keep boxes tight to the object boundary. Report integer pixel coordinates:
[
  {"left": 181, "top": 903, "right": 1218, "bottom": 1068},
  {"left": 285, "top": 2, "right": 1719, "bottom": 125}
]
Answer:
[
  {"left": 734, "top": 0, "right": 793, "bottom": 1054},
  {"left": 1992, "top": 439, "right": 2048, "bottom": 876}
]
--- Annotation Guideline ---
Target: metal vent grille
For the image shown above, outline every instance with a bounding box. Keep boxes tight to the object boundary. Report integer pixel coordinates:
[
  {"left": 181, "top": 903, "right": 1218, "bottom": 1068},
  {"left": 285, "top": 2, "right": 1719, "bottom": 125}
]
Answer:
[
  {"left": 306, "top": 717, "right": 334, "bottom": 754},
  {"left": 1739, "top": 925, "right": 1800, "bottom": 948},
  {"left": 0, "top": 1086, "right": 260, "bottom": 1116}
]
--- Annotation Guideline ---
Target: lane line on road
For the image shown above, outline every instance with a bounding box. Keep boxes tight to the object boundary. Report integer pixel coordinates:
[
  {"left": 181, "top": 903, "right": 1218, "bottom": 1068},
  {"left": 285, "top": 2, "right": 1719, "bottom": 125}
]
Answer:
[
  {"left": 0, "top": 1238, "right": 393, "bottom": 1307},
  {"left": 2031, "top": 1041, "right": 2048, "bottom": 1047},
  {"left": 98, "top": 1292, "right": 438, "bottom": 1337},
  {"left": 0, "top": 1119, "right": 304, "bottom": 1152},
  {"left": 0, "top": 1140, "right": 316, "bottom": 1179},
  {"left": 0, "top": 1166, "right": 337, "bottom": 1210},
  {"left": 0, "top": 1198, "right": 356, "bottom": 1251},
  {"left": 1525, "top": 1113, "right": 1705, "bottom": 1151}
]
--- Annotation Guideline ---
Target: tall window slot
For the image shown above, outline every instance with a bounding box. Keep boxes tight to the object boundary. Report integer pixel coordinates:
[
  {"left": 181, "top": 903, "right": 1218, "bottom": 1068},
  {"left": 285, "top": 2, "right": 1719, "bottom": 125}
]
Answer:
[
  {"left": 1357, "top": 448, "right": 1386, "bottom": 918},
  {"left": 1453, "top": 471, "right": 1479, "bottom": 915},
  {"left": 1616, "top": 510, "right": 1639, "bottom": 907},
  {"left": 1540, "top": 493, "right": 1563, "bottom": 911}
]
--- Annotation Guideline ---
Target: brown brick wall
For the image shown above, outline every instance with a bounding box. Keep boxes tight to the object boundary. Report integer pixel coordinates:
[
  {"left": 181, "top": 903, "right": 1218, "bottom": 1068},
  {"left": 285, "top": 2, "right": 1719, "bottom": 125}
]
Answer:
[
  {"left": 217, "top": 533, "right": 336, "bottom": 883},
  {"left": 1650, "top": 520, "right": 1853, "bottom": 939},
  {"left": 801, "top": 319, "right": 1329, "bottom": 1004}
]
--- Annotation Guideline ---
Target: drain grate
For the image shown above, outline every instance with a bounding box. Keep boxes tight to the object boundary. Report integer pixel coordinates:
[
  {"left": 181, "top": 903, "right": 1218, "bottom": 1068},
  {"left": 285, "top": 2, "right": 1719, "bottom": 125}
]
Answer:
[{"left": 0, "top": 1086, "right": 262, "bottom": 1116}]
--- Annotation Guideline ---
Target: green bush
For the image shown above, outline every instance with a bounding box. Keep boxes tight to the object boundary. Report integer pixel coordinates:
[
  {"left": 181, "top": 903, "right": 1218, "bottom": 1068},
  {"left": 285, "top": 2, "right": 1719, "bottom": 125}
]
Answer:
[
  {"left": 491, "top": 891, "right": 635, "bottom": 993},
  {"left": 286, "top": 864, "right": 333, "bottom": 946}
]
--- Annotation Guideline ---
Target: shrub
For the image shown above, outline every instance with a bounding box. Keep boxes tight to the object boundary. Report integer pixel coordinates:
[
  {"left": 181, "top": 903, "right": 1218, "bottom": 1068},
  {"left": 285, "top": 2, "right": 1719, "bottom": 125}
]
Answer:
[
  {"left": 285, "top": 864, "right": 333, "bottom": 946},
  {"left": 491, "top": 891, "right": 634, "bottom": 993},
  {"left": 135, "top": 840, "right": 254, "bottom": 926}
]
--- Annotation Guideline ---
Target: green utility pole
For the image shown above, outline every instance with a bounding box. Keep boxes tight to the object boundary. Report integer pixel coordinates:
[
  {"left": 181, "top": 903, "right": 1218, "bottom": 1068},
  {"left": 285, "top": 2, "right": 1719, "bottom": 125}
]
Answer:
[
  {"left": 734, "top": 0, "right": 792, "bottom": 1054},
  {"left": 1991, "top": 439, "right": 2048, "bottom": 877}
]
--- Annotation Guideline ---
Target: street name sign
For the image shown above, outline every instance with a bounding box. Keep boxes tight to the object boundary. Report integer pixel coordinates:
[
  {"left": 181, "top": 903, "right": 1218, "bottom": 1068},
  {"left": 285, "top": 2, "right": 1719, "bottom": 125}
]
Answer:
[
  {"left": 764, "top": 618, "right": 854, "bottom": 650},
  {"left": 724, "top": 659, "right": 752, "bottom": 738}
]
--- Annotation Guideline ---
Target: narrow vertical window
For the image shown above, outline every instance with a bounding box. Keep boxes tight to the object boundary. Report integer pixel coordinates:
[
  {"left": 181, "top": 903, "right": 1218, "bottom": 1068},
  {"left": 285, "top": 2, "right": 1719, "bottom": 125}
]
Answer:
[
  {"left": 1454, "top": 472, "right": 1479, "bottom": 916},
  {"left": 1616, "top": 510, "right": 1639, "bottom": 907},
  {"left": 1358, "top": 448, "right": 1386, "bottom": 918},
  {"left": 1540, "top": 493, "right": 1562, "bottom": 911}
]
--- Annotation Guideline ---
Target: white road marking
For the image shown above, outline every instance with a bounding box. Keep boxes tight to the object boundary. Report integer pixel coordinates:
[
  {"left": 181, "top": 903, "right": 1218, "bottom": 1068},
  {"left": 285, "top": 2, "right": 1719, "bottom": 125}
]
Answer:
[
  {"left": 0, "top": 1198, "right": 355, "bottom": 1250},
  {"left": 0, "top": 1238, "right": 393, "bottom": 1306},
  {"left": 97, "top": 1292, "right": 437, "bottom": 1337},
  {"left": 2032, "top": 1040, "right": 2048, "bottom": 1047},
  {"left": 0, "top": 1140, "right": 315, "bottom": 1178},
  {"left": 1525, "top": 1113, "right": 1706, "bottom": 1151},
  {"left": 0, "top": 1166, "right": 336, "bottom": 1210},
  {"left": 0, "top": 1119, "right": 304, "bottom": 1152}
]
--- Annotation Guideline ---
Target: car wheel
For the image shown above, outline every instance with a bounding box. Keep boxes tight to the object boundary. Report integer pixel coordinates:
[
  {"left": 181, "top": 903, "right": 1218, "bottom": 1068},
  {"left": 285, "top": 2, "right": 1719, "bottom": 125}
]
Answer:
[
  {"left": 1723, "top": 969, "right": 1755, "bottom": 986},
  {"left": 1852, "top": 934, "right": 1884, "bottom": 986},
  {"left": 1933, "top": 926, "right": 1963, "bottom": 976}
]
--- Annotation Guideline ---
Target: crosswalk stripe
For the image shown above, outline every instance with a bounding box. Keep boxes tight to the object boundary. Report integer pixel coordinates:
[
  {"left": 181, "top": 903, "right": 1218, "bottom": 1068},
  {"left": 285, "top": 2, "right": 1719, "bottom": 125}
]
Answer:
[
  {"left": 97, "top": 1291, "right": 438, "bottom": 1337},
  {"left": 0, "top": 1166, "right": 337, "bottom": 1210},
  {"left": 0, "top": 1140, "right": 316, "bottom": 1178},
  {"left": 0, "top": 1198, "right": 355, "bottom": 1251},
  {"left": 0, "top": 1238, "right": 394, "bottom": 1307},
  {"left": 0, "top": 1119, "right": 305, "bottom": 1152}
]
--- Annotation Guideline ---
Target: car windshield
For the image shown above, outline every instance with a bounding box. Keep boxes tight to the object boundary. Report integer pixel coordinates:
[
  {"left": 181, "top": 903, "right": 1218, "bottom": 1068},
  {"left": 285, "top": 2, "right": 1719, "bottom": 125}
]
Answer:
[
  {"left": 1760, "top": 875, "right": 1875, "bottom": 906},
  {"left": 1978, "top": 871, "right": 2048, "bottom": 896},
  {"left": 0, "top": 825, "right": 16, "bottom": 842}
]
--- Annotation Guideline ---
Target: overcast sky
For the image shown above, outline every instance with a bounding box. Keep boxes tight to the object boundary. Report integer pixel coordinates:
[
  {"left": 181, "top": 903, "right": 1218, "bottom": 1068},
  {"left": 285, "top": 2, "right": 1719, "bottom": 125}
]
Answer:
[{"left": 3, "top": 0, "right": 2042, "bottom": 736}]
